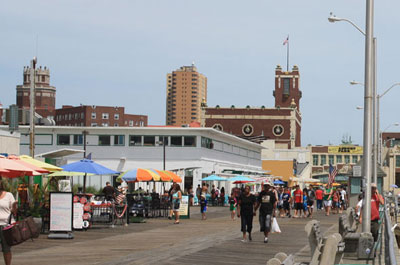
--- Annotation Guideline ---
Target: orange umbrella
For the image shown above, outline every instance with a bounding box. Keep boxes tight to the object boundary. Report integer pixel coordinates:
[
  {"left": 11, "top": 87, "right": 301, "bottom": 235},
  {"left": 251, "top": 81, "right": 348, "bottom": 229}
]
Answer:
[
  {"left": 8, "top": 155, "right": 50, "bottom": 174},
  {"left": 151, "top": 169, "right": 172, "bottom": 182},
  {"left": 162, "top": 171, "right": 182, "bottom": 183},
  {"left": 0, "top": 156, "right": 37, "bottom": 178}
]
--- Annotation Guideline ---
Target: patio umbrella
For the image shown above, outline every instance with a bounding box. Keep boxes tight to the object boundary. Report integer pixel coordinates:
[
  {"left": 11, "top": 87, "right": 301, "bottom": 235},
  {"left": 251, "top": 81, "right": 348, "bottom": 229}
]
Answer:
[
  {"left": 228, "top": 175, "right": 255, "bottom": 183},
  {"left": 48, "top": 171, "right": 94, "bottom": 177},
  {"left": 162, "top": 171, "right": 182, "bottom": 183},
  {"left": 390, "top": 184, "right": 398, "bottom": 189},
  {"left": 202, "top": 175, "right": 228, "bottom": 181},
  {"left": 19, "top": 155, "right": 62, "bottom": 172},
  {"left": 0, "top": 156, "right": 36, "bottom": 178},
  {"left": 273, "top": 180, "right": 285, "bottom": 185},
  {"left": 150, "top": 169, "right": 172, "bottom": 182},
  {"left": 118, "top": 168, "right": 156, "bottom": 183},
  {"left": 61, "top": 159, "right": 119, "bottom": 192},
  {"left": 8, "top": 155, "right": 50, "bottom": 174}
]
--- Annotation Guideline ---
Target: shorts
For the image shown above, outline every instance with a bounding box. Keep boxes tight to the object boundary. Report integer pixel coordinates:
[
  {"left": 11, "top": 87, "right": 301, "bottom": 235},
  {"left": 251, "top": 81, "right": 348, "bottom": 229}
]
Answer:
[
  {"left": 283, "top": 202, "right": 290, "bottom": 211},
  {"left": 259, "top": 213, "right": 272, "bottom": 233},
  {"left": 307, "top": 200, "right": 314, "bottom": 207},
  {"left": 295, "top": 203, "right": 303, "bottom": 210},
  {"left": 0, "top": 227, "right": 11, "bottom": 253},
  {"left": 229, "top": 204, "right": 236, "bottom": 211},
  {"left": 324, "top": 200, "right": 332, "bottom": 207},
  {"left": 200, "top": 202, "right": 207, "bottom": 213}
]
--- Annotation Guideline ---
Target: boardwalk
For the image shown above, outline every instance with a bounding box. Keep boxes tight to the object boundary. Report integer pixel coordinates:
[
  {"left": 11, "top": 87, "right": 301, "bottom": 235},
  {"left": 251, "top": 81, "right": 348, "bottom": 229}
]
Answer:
[{"left": 12, "top": 207, "right": 339, "bottom": 265}]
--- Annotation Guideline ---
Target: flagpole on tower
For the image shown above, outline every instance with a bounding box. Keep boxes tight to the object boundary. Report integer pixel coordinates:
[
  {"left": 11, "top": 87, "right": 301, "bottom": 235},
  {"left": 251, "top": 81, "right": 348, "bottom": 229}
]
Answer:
[{"left": 283, "top": 35, "right": 289, "bottom": 71}]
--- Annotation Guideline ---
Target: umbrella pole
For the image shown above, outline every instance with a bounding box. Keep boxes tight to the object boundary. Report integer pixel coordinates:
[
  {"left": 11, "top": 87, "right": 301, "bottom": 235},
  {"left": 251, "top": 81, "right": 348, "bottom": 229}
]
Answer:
[{"left": 83, "top": 173, "right": 87, "bottom": 193}]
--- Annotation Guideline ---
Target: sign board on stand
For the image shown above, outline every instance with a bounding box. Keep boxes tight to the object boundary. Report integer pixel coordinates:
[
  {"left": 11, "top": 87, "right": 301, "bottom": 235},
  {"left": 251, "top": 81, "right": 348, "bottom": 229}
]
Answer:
[
  {"left": 353, "top": 166, "right": 362, "bottom": 177},
  {"left": 73, "top": 203, "right": 84, "bottom": 229},
  {"left": 48, "top": 192, "right": 74, "bottom": 239},
  {"left": 174, "top": 195, "right": 190, "bottom": 219}
]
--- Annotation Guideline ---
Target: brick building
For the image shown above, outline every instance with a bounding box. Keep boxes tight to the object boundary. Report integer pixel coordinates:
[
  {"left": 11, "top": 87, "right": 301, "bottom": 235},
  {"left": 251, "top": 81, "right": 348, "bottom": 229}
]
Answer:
[
  {"left": 202, "top": 65, "right": 302, "bottom": 148},
  {"left": 166, "top": 64, "right": 207, "bottom": 126},
  {"left": 55, "top": 105, "right": 147, "bottom": 127},
  {"left": 16, "top": 65, "right": 56, "bottom": 119}
]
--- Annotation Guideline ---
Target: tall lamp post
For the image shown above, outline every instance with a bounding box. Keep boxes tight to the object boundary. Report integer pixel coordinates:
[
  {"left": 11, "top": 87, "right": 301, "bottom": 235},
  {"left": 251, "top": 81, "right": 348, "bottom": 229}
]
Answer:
[
  {"left": 29, "top": 57, "right": 37, "bottom": 187},
  {"left": 351, "top": 81, "right": 400, "bottom": 183},
  {"left": 329, "top": 1, "right": 375, "bottom": 234}
]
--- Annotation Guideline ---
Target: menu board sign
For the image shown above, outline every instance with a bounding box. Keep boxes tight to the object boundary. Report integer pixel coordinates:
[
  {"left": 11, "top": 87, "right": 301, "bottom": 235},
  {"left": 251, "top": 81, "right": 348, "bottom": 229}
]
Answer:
[
  {"left": 73, "top": 203, "right": 84, "bottom": 229},
  {"left": 50, "top": 192, "right": 73, "bottom": 232},
  {"left": 178, "top": 195, "right": 189, "bottom": 219}
]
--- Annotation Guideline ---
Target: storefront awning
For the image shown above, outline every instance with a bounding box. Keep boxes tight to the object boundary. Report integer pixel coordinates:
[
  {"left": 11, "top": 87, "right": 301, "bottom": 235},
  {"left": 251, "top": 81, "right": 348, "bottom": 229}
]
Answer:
[{"left": 36, "top": 149, "right": 84, "bottom": 159}]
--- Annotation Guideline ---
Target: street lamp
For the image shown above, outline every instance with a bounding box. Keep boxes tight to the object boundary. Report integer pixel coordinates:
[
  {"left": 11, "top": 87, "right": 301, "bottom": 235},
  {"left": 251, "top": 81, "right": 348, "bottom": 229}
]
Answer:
[{"left": 329, "top": 5, "right": 375, "bottom": 235}]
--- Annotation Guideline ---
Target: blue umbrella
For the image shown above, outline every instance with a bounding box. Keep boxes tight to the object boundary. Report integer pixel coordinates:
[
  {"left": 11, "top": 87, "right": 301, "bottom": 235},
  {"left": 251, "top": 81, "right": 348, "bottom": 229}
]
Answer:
[
  {"left": 390, "top": 184, "right": 398, "bottom": 188},
  {"left": 274, "top": 180, "right": 285, "bottom": 185},
  {"left": 62, "top": 159, "right": 119, "bottom": 192},
  {"left": 228, "top": 175, "right": 255, "bottom": 183},
  {"left": 202, "top": 175, "right": 228, "bottom": 181}
]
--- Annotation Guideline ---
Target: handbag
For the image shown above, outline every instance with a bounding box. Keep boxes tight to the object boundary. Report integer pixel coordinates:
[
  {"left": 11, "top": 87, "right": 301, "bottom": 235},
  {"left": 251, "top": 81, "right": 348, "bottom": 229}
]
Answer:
[
  {"left": 2, "top": 216, "right": 39, "bottom": 246},
  {"left": 271, "top": 217, "right": 281, "bottom": 233}
]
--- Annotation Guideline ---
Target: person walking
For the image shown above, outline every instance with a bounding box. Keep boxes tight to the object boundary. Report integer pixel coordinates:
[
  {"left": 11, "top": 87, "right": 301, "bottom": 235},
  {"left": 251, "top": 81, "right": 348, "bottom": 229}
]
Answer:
[
  {"left": 302, "top": 188, "right": 308, "bottom": 218},
  {"left": 360, "top": 184, "right": 384, "bottom": 242},
  {"left": 200, "top": 184, "right": 208, "bottom": 220},
  {"left": 307, "top": 187, "right": 315, "bottom": 218},
  {"left": 293, "top": 185, "right": 303, "bottom": 218},
  {"left": 172, "top": 184, "right": 182, "bottom": 224},
  {"left": 282, "top": 187, "right": 291, "bottom": 218},
  {"left": 167, "top": 183, "right": 176, "bottom": 220},
  {"left": 237, "top": 186, "right": 256, "bottom": 242},
  {"left": 323, "top": 184, "right": 333, "bottom": 216},
  {"left": 0, "top": 182, "right": 17, "bottom": 265},
  {"left": 315, "top": 187, "right": 323, "bottom": 211},
  {"left": 255, "top": 184, "right": 276, "bottom": 243},
  {"left": 195, "top": 184, "right": 202, "bottom": 202},
  {"left": 229, "top": 192, "right": 237, "bottom": 220},
  {"left": 220, "top": 187, "right": 225, "bottom": 206},
  {"left": 102, "top": 181, "right": 115, "bottom": 201},
  {"left": 332, "top": 188, "right": 340, "bottom": 214}
]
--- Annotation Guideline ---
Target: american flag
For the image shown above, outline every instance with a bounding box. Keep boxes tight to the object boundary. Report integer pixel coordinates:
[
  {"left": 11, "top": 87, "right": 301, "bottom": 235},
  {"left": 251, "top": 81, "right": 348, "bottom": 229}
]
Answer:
[
  {"left": 328, "top": 164, "right": 337, "bottom": 186},
  {"left": 283, "top": 36, "right": 289, "bottom": 46}
]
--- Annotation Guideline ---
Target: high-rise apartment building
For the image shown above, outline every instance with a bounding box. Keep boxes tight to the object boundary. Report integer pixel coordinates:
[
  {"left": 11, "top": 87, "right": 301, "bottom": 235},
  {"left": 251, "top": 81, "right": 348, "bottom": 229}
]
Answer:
[{"left": 166, "top": 64, "right": 207, "bottom": 126}]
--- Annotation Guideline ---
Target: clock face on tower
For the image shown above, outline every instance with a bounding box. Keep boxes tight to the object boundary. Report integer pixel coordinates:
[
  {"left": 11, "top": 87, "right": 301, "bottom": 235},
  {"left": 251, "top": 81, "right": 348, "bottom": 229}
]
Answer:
[
  {"left": 273, "top": 124, "right": 284, "bottom": 136},
  {"left": 242, "top": 124, "right": 254, "bottom": 136}
]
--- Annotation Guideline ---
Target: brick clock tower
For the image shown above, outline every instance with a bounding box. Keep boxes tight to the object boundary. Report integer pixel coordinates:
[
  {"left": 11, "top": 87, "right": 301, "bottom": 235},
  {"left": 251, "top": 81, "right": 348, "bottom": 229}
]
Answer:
[
  {"left": 203, "top": 64, "right": 303, "bottom": 149},
  {"left": 16, "top": 65, "right": 56, "bottom": 118},
  {"left": 274, "top": 64, "right": 302, "bottom": 110}
]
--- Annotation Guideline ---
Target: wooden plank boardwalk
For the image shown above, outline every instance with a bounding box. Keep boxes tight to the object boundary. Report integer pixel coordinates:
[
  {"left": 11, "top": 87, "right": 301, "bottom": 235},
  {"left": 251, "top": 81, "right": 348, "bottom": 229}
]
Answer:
[{"left": 11, "top": 207, "right": 339, "bottom": 265}]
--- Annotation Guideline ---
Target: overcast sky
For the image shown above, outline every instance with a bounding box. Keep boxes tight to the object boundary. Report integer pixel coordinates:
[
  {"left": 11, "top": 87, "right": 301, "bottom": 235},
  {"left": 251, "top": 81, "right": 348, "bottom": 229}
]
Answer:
[{"left": 1, "top": 1, "right": 400, "bottom": 146}]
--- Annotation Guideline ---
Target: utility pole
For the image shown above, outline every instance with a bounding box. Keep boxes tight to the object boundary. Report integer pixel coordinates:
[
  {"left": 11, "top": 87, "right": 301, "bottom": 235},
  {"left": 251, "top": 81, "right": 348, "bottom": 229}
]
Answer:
[
  {"left": 29, "top": 57, "right": 37, "bottom": 187},
  {"left": 361, "top": 0, "right": 374, "bottom": 233}
]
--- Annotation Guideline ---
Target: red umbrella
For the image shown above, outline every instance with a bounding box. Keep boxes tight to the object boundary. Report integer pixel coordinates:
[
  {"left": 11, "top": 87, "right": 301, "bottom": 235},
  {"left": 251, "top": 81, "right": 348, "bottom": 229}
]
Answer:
[{"left": 0, "top": 156, "right": 37, "bottom": 178}]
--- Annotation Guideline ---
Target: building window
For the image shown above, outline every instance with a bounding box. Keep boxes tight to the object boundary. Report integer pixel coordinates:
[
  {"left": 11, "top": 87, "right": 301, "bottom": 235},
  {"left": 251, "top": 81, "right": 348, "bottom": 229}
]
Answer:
[
  {"left": 98, "top": 135, "right": 111, "bottom": 146},
  {"left": 283, "top": 78, "right": 290, "bottom": 96},
  {"left": 313, "top": 155, "right": 318, "bottom": 166},
  {"left": 73, "top": 135, "right": 83, "bottom": 145},
  {"left": 320, "top": 155, "right": 326, "bottom": 165},
  {"left": 171, "top": 136, "right": 182, "bottom": 147},
  {"left": 143, "top": 136, "right": 155, "bottom": 146},
  {"left": 114, "top": 114, "right": 119, "bottom": 120},
  {"left": 91, "top": 113, "right": 96, "bottom": 119},
  {"left": 129, "top": 120, "right": 134, "bottom": 126},
  {"left": 101, "top": 122, "right": 109, "bottom": 127},
  {"left": 201, "top": 137, "right": 213, "bottom": 149},
  {"left": 114, "top": 135, "right": 125, "bottom": 146},
  {"left": 352, "top": 155, "right": 358, "bottom": 164},
  {"left": 336, "top": 155, "right": 343, "bottom": 164},
  {"left": 184, "top": 136, "right": 196, "bottom": 147},
  {"left": 158, "top": 136, "right": 169, "bottom": 146},
  {"left": 129, "top": 135, "right": 142, "bottom": 146},
  {"left": 344, "top": 155, "right": 350, "bottom": 164},
  {"left": 57, "top": 135, "right": 70, "bottom": 145},
  {"left": 329, "top": 155, "right": 334, "bottom": 165},
  {"left": 91, "top": 123, "right": 97, "bottom": 127},
  {"left": 102, "top": 113, "right": 109, "bottom": 119},
  {"left": 396, "top": 156, "right": 400, "bottom": 168},
  {"left": 81, "top": 112, "right": 84, "bottom": 119}
]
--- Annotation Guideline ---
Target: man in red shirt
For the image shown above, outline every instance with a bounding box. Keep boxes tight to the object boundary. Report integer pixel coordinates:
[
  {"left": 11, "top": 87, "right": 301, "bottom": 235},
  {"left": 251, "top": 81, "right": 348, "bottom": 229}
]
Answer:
[
  {"left": 360, "top": 184, "right": 384, "bottom": 242},
  {"left": 315, "top": 187, "right": 323, "bottom": 211},
  {"left": 293, "top": 185, "right": 303, "bottom": 218}
]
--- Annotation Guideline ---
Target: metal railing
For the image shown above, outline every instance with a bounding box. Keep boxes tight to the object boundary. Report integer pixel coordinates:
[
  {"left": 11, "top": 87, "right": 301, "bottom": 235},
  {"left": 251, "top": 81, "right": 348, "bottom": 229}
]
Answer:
[{"left": 383, "top": 194, "right": 398, "bottom": 265}]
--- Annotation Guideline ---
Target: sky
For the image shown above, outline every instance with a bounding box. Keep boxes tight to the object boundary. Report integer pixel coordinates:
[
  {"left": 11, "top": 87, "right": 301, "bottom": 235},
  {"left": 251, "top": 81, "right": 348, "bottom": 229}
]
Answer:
[{"left": 1, "top": 1, "right": 400, "bottom": 146}]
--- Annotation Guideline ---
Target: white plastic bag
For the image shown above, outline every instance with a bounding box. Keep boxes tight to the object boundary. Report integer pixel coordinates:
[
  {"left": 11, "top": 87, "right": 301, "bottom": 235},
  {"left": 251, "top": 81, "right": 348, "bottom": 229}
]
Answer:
[{"left": 271, "top": 217, "right": 281, "bottom": 233}]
